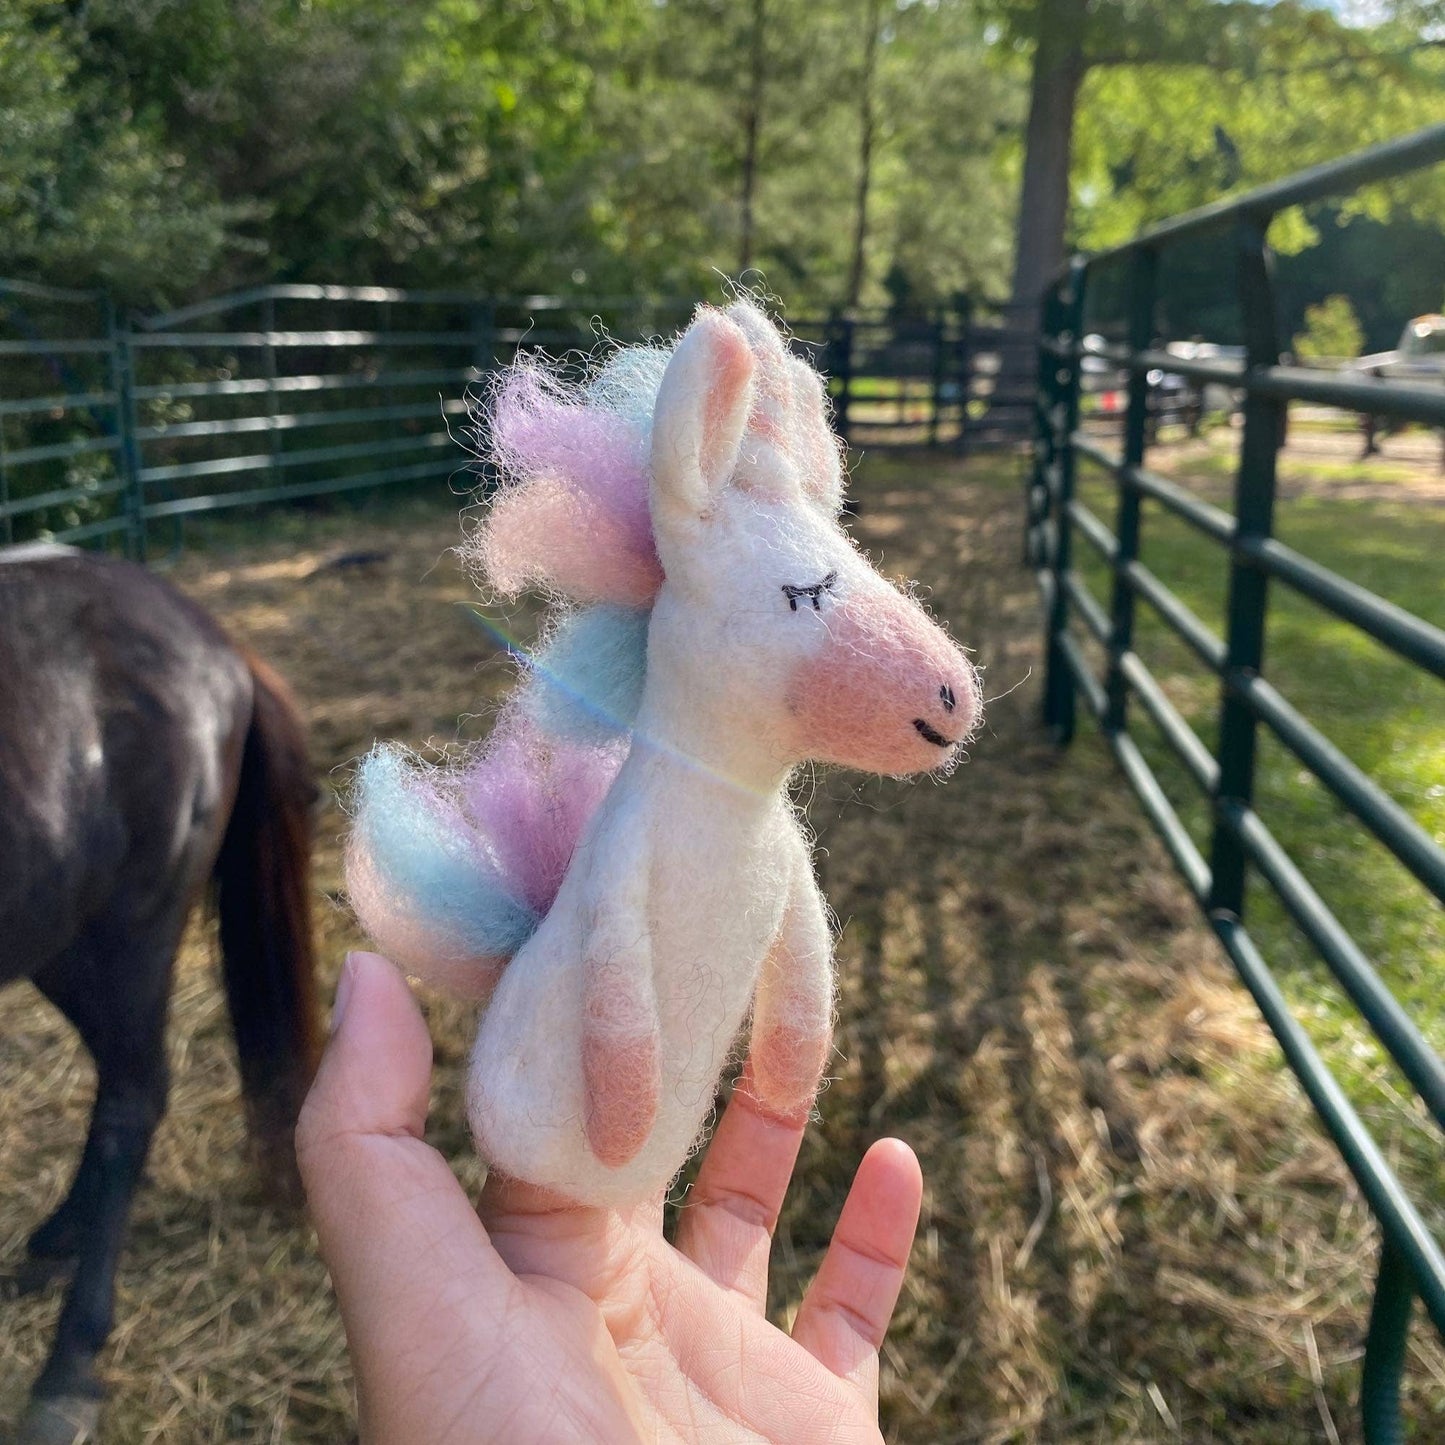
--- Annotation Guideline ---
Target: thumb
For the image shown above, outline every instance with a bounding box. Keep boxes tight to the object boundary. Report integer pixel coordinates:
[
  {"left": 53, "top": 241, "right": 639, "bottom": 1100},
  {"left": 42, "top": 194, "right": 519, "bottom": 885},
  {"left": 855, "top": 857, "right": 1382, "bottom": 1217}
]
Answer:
[
  {"left": 297, "top": 952, "right": 507, "bottom": 1368},
  {"left": 300, "top": 948, "right": 434, "bottom": 1156}
]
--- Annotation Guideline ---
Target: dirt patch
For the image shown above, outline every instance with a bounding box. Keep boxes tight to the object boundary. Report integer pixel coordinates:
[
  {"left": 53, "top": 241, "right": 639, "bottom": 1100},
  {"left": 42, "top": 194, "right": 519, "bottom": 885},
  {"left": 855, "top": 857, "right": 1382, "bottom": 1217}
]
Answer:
[{"left": 1, "top": 459, "right": 1439, "bottom": 1441}]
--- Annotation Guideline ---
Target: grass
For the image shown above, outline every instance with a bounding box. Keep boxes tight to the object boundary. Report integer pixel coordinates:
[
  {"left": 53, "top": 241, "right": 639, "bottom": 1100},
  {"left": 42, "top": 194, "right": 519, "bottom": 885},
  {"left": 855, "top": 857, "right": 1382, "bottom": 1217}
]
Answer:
[
  {"left": 1072, "top": 431, "right": 1445, "bottom": 1223},
  {"left": 2, "top": 451, "right": 1443, "bottom": 1440}
]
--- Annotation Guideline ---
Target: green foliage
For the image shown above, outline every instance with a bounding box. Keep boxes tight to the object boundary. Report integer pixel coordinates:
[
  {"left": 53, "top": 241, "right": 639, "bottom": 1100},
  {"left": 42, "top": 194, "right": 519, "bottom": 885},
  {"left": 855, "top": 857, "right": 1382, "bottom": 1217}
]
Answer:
[
  {"left": 582, "top": 0, "right": 1020, "bottom": 308},
  {"left": 0, "top": 0, "right": 1020, "bottom": 310},
  {"left": 0, "top": 0, "right": 1441, "bottom": 322},
  {"left": 1071, "top": 15, "right": 1445, "bottom": 255},
  {"left": 1293, "top": 294, "right": 1365, "bottom": 361},
  {"left": 0, "top": 2, "right": 239, "bottom": 300}
]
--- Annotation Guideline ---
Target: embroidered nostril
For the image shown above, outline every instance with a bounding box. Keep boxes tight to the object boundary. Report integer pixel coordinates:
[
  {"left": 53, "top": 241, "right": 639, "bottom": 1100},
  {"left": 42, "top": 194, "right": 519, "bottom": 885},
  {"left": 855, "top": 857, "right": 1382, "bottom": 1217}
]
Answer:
[{"left": 940, "top": 683, "right": 956, "bottom": 714}]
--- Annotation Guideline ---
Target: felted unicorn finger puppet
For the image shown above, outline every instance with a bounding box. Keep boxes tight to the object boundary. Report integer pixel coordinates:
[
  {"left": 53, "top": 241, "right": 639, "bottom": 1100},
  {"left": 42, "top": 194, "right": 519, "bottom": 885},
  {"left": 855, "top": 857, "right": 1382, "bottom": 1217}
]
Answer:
[{"left": 347, "top": 299, "right": 981, "bottom": 1207}]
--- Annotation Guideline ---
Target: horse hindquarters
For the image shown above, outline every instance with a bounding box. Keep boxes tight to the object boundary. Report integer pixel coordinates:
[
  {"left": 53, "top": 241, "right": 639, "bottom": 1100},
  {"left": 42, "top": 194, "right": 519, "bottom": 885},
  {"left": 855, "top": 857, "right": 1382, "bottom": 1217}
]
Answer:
[{"left": 213, "top": 651, "right": 321, "bottom": 1202}]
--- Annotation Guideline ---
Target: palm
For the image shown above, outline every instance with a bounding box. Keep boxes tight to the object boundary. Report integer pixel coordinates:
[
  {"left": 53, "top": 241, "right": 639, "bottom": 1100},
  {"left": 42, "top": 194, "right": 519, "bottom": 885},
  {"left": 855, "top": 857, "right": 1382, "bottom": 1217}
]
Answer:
[{"left": 299, "top": 953, "right": 921, "bottom": 1445}]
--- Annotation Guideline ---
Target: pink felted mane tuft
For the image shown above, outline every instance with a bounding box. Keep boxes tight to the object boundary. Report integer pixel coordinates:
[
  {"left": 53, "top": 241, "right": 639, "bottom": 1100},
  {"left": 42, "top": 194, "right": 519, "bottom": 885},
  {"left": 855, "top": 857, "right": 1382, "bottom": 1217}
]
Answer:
[
  {"left": 460, "top": 710, "right": 625, "bottom": 918},
  {"left": 470, "top": 370, "right": 663, "bottom": 605}
]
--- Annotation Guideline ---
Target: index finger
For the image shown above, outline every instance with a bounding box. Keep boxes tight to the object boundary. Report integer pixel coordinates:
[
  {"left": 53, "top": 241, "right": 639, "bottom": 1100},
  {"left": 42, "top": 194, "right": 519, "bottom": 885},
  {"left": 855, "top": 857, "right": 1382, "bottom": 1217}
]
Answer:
[
  {"left": 672, "top": 1060, "right": 809, "bottom": 1312},
  {"left": 790, "top": 1137, "right": 923, "bottom": 1398}
]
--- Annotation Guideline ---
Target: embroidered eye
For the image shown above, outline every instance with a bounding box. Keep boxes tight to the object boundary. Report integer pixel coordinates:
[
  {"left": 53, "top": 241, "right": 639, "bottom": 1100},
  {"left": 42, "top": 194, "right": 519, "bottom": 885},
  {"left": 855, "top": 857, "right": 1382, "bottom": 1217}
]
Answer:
[{"left": 781, "top": 571, "right": 838, "bottom": 612}]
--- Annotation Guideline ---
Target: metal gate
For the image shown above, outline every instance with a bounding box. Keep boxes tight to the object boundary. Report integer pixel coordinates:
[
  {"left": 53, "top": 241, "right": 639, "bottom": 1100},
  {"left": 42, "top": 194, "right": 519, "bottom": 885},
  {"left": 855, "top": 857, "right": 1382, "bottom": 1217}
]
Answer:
[{"left": 1028, "top": 123, "right": 1445, "bottom": 1439}]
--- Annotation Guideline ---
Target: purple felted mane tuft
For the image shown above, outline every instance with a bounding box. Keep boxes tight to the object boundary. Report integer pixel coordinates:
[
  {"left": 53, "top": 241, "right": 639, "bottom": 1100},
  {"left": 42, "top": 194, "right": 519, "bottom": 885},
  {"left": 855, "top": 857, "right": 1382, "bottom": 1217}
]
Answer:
[
  {"left": 347, "top": 701, "right": 624, "bottom": 992},
  {"left": 471, "top": 370, "right": 663, "bottom": 605},
  {"left": 459, "top": 710, "right": 624, "bottom": 918}
]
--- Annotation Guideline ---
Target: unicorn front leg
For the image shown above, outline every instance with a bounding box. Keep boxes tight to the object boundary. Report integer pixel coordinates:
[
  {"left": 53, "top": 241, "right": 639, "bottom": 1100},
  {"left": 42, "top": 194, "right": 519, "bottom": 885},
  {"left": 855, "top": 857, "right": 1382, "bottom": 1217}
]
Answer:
[
  {"left": 747, "top": 851, "right": 836, "bottom": 1121},
  {"left": 577, "top": 814, "right": 661, "bottom": 1168}
]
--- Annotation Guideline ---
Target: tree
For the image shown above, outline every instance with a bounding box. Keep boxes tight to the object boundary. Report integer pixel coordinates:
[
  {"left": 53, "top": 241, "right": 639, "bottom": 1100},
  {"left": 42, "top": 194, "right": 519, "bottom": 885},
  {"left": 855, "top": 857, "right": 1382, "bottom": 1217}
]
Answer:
[
  {"left": 1, "top": 0, "right": 1018, "bottom": 312},
  {"left": 1293, "top": 295, "right": 1366, "bottom": 361},
  {"left": 997, "top": 0, "right": 1445, "bottom": 326},
  {"left": 845, "top": 0, "right": 884, "bottom": 307},
  {"left": 0, "top": 1, "right": 239, "bottom": 300},
  {"left": 1005, "top": 0, "right": 1090, "bottom": 328}
]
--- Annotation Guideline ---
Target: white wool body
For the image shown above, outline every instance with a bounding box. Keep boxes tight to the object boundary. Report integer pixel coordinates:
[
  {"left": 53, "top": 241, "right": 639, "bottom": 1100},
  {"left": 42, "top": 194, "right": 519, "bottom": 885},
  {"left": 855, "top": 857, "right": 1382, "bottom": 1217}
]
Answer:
[
  {"left": 466, "top": 405, "right": 912, "bottom": 1200},
  {"left": 467, "top": 726, "right": 821, "bottom": 1206}
]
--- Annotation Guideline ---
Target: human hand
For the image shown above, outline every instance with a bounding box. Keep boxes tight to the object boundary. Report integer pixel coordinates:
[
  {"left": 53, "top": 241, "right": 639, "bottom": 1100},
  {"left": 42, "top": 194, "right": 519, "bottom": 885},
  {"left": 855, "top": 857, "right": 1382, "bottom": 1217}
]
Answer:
[{"left": 297, "top": 950, "right": 923, "bottom": 1444}]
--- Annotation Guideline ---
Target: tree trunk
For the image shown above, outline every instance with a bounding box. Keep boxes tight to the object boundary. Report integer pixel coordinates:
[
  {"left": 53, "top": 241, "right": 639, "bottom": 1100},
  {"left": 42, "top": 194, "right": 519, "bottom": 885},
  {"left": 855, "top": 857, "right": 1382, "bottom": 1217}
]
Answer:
[
  {"left": 1008, "top": 0, "right": 1090, "bottom": 323},
  {"left": 992, "top": 0, "right": 1090, "bottom": 439},
  {"left": 739, "top": 0, "right": 766, "bottom": 274},
  {"left": 845, "top": 0, "right": 883, "bottom": 309}
]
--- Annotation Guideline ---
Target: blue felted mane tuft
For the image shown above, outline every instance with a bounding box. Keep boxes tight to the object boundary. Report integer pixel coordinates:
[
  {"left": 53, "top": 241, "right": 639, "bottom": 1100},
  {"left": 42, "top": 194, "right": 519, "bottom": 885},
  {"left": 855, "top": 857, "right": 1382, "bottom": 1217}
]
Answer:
[
  {"left": 351, "top": 748, "right": 540, "bottom": 959},
  {"left": 523, "top": 604, "right": 650, "bottom": 745}
]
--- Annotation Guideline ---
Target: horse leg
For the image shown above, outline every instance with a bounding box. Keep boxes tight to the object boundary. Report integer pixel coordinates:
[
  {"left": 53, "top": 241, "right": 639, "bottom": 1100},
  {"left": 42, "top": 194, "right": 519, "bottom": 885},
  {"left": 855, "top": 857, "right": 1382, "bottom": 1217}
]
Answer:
[{"left": 19, "top": 930, "right": 173, "bottom": 1442}]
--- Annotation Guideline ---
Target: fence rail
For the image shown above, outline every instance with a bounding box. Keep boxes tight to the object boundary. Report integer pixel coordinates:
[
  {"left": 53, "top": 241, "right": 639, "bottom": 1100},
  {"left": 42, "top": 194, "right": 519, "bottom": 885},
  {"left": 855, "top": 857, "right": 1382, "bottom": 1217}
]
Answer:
[
  {"left": 1028, "top": 122, "right": 1445, "bottom": 1441},
  {"left": 0, "top": 289, "right": 997, "bottom": 558}
]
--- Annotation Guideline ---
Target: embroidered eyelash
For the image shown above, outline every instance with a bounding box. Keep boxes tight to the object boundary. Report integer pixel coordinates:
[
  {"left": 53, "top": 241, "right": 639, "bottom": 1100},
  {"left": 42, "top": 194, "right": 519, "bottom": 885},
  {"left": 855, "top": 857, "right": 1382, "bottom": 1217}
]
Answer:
[{"left": 782, "top": 570, "right": 838, "bottom": 612}]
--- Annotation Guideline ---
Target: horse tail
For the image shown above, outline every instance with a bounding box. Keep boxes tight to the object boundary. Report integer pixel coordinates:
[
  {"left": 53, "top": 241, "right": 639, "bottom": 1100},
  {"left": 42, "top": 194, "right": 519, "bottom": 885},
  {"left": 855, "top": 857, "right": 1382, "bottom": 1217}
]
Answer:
[{"left": 213, "top": 649, "right": 322, "bottom": 1202}]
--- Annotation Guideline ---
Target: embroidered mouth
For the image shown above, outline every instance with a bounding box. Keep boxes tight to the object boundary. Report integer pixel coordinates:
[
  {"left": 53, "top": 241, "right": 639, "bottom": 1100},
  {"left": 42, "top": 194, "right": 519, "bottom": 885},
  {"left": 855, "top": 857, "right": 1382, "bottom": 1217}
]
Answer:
[{"left": 912, "top": 718, "right": 953, "bottom": 748}]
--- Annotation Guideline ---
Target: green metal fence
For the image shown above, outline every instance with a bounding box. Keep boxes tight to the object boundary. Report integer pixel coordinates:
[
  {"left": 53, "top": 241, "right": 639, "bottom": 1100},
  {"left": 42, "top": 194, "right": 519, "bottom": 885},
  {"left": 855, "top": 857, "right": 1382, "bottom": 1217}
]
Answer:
[
  {"left": 1028, "top": 123, "right": 1445, "bottom": 1440},
  {"left": 0, "top": 280, "right": 134, "bottom": 549},
  {"left": 0, "top": 288, "right": 991, "bottom": 559},
  {"left": 0, "top": 284, "right": 709, "bottom": 558}
]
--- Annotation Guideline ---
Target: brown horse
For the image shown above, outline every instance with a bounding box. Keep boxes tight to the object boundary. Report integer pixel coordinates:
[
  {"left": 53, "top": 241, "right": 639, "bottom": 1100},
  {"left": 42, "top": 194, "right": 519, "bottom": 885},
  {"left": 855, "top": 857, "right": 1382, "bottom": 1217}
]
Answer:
[{"left": 0, "top": 545, "right": 320, "bottom": 1443}]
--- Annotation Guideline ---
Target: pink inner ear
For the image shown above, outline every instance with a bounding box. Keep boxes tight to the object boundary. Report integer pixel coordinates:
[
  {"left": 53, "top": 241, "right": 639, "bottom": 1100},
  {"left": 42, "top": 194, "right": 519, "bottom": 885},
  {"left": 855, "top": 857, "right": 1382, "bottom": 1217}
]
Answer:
[{"left": 697, "top": 315, "right": 757, "bottom": 485}]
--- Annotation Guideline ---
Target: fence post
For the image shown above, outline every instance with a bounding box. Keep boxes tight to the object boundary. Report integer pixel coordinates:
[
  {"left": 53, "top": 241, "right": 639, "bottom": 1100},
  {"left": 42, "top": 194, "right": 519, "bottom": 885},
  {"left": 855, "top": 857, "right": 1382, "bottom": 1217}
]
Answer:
[
  {"left": 1026, "top": 293, "right": 1060, "bottom": 566},
  {"left": 261, "top": 295, "right": 281, "bottom": 493},
  {"left": 1103, "top": 247, "right": 1158, "bottom": 735},
  {"left": 953, "top": 297, "right": 974, "bottom": 454},
  {"left": 828, "top": 315, "right": 855, "bottom": 447},
  {"left": 0, "top": 375, "right": 10, "bottom": 547},
  {"left": 928, "top": 309, "right": 945, "bottom": 449},
  {"left": 1361, "top": 1238, "right": 1414, "bottom": 1445},
  {"left": 1209, "top": 216, "right": 1281, "bottom": 920},
  {"left": 471, "top": 300, "right": 497, "bottom": 380},
  {"left": 1039, "top": 259, "right": 1087, "bottom": 745},
  {"left": 107, "top": 299, "right": 146, "bottom": 563}
]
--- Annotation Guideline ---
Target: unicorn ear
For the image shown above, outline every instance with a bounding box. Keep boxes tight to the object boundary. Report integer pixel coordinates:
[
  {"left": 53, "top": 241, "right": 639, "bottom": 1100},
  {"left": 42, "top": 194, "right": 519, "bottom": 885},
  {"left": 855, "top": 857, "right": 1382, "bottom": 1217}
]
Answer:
[
  {"left": 787, "top": 356, "right": 846, "bottom": 514},
  {"left": 650, "top": 309, "right": 755, "bottom": 543}
]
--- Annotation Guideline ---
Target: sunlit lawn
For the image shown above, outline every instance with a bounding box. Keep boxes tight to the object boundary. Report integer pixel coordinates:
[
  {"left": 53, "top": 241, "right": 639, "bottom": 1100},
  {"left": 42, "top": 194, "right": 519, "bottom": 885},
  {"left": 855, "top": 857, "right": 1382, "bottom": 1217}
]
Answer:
[{"left": 1071, "top": 440, "right": 1445, "bottom": 1213}]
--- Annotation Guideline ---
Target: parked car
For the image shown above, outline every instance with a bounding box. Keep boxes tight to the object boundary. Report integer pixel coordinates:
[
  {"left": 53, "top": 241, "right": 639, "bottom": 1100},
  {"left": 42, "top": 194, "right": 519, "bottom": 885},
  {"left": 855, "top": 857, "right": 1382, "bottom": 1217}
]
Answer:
[
  {"left": 1079, "top": 334, "right": 1242, "bottom": 436},
  {"left": 1162, "top": 340, "right": 1245, "bottom": 423},
  {"left": 1346, "top": 315, "right": 1445, "bottom": 461},
  {"left": 1352, "top": 314, "right": 1445, "bottom": 383}
]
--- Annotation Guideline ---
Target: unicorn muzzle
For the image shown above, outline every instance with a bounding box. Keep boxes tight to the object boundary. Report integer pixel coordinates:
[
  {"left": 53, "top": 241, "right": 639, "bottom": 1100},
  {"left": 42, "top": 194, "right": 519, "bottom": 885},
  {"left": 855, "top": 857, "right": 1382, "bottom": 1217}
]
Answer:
[
  {"left": 907, "top": 656, "right": 979, "bottom": 758},
  {"left": 785, "top": 588, "right": 980, "bottom": 775}
]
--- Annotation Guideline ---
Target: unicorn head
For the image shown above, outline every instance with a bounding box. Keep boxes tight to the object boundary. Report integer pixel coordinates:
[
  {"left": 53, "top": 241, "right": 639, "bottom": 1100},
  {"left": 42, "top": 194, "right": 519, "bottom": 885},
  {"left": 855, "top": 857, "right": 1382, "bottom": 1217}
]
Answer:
[
  {"left": 641, "top": 303, "right": 980, "bottom": 783},
  {"left": 474, "top": 298, "right": 979, "bottom": 783}
]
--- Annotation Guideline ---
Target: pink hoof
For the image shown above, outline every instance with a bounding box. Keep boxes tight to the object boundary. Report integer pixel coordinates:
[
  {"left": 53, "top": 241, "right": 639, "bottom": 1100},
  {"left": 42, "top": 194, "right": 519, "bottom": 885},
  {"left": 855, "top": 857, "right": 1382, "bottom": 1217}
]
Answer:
[
  {"left": 749, "top": 1026, "right": 830, "bottom": 1121},
  {"left": 583, "top": 1033, "right": 660, "bottom": 1168}
]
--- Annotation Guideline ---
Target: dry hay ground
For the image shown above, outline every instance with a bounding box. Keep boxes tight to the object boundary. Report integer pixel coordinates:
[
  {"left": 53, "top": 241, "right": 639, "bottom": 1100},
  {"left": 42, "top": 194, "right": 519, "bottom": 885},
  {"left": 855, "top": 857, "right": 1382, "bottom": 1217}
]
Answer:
[{"left": 1, "top": 458, "right": 1441, "bottom": 1442}]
